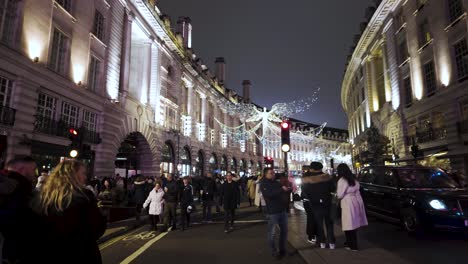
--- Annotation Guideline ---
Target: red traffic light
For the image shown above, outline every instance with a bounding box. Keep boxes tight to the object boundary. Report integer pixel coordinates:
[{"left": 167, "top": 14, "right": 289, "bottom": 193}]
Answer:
[
  {"left": 69, "top": 128, "right": 78, "bottom": 136},
  {"left": 281, "top": 122, "right": 289, "bottom": 129},
  {"left": 266, "top": 156, "right": 272, "bottom": 160}
]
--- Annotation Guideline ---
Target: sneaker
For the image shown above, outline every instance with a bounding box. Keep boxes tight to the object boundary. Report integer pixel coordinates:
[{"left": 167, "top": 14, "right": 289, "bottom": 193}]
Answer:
[
  {"left": 307, "top": 238, "right": 317, "bottom": 244},
  {"left": 320, "top": 243, "right": 326, "bottom": 249},
  {"left": 329, "top": 243, "right": 336, "bottom": 250},
  {"left": 224, "top": 229, "right": 229, "bottom": 233}
]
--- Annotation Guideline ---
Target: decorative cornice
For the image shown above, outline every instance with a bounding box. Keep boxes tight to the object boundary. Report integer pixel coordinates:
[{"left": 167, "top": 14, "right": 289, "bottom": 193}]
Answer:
[{"left": 341, "top": 0, "right": 401, "bottom": 112}]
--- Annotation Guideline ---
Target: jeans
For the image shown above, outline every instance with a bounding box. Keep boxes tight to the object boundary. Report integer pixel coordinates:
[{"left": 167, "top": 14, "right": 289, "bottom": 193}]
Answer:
[
  {"left": 203, "top": 200, "right": 214, "bottom": 221},
  {"left": 163, "top": 202, "right": 177, "bottom": 229},
  {"left": 267, "top": 211, "right": 288, "bottom": 255},
  {"left": 224, "top": 208, "right": 235, "bottom": 229},
  {"left": 312, "top": 206, "right": 335, "bottom": 244},
  {"left": 303, "top": 201, "right": 317, "bottom": 240}
]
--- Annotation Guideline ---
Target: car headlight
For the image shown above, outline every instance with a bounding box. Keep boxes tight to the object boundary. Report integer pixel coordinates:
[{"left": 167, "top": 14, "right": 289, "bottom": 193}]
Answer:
[
  {"left": 295, "top": 178, "right": 302, "bottom": 185},
  {"left": 429, "top": 199, "right": 447, "bottom": 210}
]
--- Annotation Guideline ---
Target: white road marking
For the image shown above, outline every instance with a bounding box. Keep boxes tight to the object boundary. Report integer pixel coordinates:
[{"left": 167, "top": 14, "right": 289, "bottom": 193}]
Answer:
[{"left": 119, "top": 227, "right": 172, "bottom": 264}]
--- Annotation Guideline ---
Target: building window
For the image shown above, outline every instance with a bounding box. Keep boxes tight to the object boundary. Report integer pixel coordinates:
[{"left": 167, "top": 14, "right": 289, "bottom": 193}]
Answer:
[
  {"left": 48, "top": 29, "right": 69, "bottom": 75},
  {"left": 61, "top": 101, "right": 79, "bottom": 127},
  {"left": 454, "top": 39, "right": 468, "bottom": 80},
  {"left": 165, "top": 107, "right": 177, "bottom": 130},
  {"left": 92, "top": 10, "right": 105, "bottom": 41},
  {"left": 37, "top": 93, "right": 57, "bottom": 119},
  {"left": 403, "top": 77, "right": 413, "bottom": 107},
  {"left": 56, "top": 0, "right": 72, "bottom": 13},
  {"left": 418, "top": 20, "right": 431, "bottom": 47},
  {"left": 0, "top": 0, "right": 19, "bottom": 46},
  {"left": 83, "top": 110, "right": 97, "bottom": 132},
  {"left": 88, "top": 56, "right": 100, "bottom": 92},
  {"left": 0, "top": 76, "right": 12, "bottom": 106},
  {"left": 397, "top": 34, "right": 409, "bottom": 65},
  {"left": 423, "top": 61, "right": 437, "bottom": 96},
  {"left": 448, "top": 0, "right": 464, "bottom": 23}
]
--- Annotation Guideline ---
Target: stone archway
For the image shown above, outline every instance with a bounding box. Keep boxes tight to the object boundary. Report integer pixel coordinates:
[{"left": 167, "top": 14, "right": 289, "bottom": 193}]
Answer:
[
  {"left": 114, "top": 132, "right": 153, "bottom": 180},
  {"left": 209, "top": 153, "right": 218, "bottom": 174},
  {"left": 221, "top": 155, "right": 228, "bottom": 175}
]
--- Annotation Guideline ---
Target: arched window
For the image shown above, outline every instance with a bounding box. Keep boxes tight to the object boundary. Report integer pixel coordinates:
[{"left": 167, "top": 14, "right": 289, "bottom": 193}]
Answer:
[
  {"left": 221, "top": 155, "right": 228, "bottom": 176},
  {"left": 161, "top": 142, "right": 175, "bottom": 174},
  {"left": 209, "top": 153, "right": 218, "bottom": 174},
  {"left": 180, "top": 146, "right": 191, "bottom": 177}
]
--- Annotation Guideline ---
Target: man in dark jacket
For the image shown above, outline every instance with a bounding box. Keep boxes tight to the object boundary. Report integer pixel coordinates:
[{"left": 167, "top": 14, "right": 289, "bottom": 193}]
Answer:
[
  {"left": 202, "top": 172, "right": 217, "bottom": 222},
  {"left": 133, "top": 175, "right": 147, "bottom": 223},
  {"left": 220, "top": 172, "right": 239, "bottom": 233},
  {"left": 260, "top": 168, "right": 291, "bottom": 259},
  {"left": 180, "top": 177, "right": 194, "bottom": 231},
  {"left": 301, "top": 162, "right": 336, "bottom": 249},
  {"left": 0, "top": 156, "right": 37, "bottom": 263},
  {"left": 162, "top": 174, "right": 180, "bottom": 231}
]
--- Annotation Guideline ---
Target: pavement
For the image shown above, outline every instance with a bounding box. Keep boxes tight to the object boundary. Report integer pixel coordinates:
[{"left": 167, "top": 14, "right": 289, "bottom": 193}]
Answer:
[
  {"left": 99, "top": 201, "right": 468, "bottom": 264},
  {"left": 289, "top": 202, "right": 468, "bottom": 264}
]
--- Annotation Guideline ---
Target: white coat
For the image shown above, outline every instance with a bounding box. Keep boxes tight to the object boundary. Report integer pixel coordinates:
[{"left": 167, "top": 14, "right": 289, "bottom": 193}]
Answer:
[
  {"left": 143, "top": 189, "right": 165, "bottom": 216},
  {"left": 254, "top": 178, "right": 265, "bottom": 207},
  {"left": 337, "top": 178, "right": 368, "bottom": 231}
]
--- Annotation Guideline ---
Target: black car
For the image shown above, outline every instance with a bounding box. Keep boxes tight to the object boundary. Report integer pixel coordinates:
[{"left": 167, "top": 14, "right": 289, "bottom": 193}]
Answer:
[{"left": 358, "top": 166, "right": 468, "bottom": 233}]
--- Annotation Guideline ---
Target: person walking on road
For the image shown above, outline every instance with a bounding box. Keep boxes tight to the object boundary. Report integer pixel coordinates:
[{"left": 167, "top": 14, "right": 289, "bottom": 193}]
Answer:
[
  {"left": 247, "top": 176, "right": 256, "bottom": 207},
  {"left": 180, "top": 177, "right": 194, "bottom": 231},
  {"left": 143, "top": 182, "right": 165, "bottom": 231},
  {"left": 260, "top": 168, "right": 291, "bottom": 259},
  {"left": 302, "top": 190, "right": 317, "bottom": 245},
  {"left": 162, "top": 174, "right": 180, "bottom": 231},
  {"left": 301, "top": 161, "right": 336, "bottom": 249},
  {"left": 220, "top": 172, "right": 239, "bottom": 233},
  {"left": 33, "top": 159, "right": 107, "bottom": 264},
  {"left": 0, "top": 156, "right": 37, "bottom": 264},
  {"left": 336, "top": 164, "right": 368, "bottom": 251},
  {"left": 202, "top": 172, "right": 217, "bottom": 222},
  {"left": 134, "top": 175, "right": 147, "bottom": 223}
]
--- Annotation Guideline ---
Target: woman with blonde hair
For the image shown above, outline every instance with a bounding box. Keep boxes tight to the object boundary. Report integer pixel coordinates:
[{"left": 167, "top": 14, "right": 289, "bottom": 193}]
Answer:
[{"left": 33, "top": 159, "right": 106, "bottom": 263}]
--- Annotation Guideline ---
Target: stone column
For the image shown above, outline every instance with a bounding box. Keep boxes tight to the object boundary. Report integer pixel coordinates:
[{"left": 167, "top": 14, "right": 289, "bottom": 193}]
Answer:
[
  {"left": 119, "top": 10, "right": 133, "bottom": 104},
  {"left": 149, "top": 43, "right": 160, "bottom": 122},
  {"left": 369, "top": 56, "right": 379, "bottom": 112},
  {"left": 381, "top": 41, "right": 392, "bottom": 103},
  {"left": 141, "top": 40, "right": 153, "bottom": 104}
]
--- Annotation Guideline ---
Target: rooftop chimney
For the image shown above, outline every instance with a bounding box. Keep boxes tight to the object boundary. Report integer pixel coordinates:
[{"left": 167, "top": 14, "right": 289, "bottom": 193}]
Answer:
[
  {"left": 242, "top": 80, "right": 251, "bottom": 103},
  {"left": 177, "top": 16, "right": 192, "bottom": 49},
  {"left": 215, "top": 57, "right": 226, "bottom": 85}
]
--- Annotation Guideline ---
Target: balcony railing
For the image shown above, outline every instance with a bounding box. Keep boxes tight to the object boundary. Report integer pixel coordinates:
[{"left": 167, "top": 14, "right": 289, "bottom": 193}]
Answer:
[
  {"left": 408, "top": 128, "right": 447, "bottom": 144},
  {"left": 34, "top": 115, "right": 101, "bottom": 144},
  {"left": 0, "top": 105, "right": 16, "bottom": 127}
]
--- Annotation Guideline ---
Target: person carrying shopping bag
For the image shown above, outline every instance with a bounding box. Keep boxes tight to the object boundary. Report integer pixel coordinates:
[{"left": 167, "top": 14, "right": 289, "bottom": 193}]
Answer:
[
  {"left": 143, "top": 182, "right": 165, "bottom": 231},
  {"left": 336, "top": 164, "right": 368, "bottom": 251}
]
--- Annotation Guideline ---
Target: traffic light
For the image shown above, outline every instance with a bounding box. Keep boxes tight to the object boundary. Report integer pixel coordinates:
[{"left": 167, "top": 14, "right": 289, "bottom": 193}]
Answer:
[
  {"left": 264, "top": 156, "right": 274, "bottom": 168},
  {"left": 68, "top": 127, "right": 82, "bottom": 158},
  {"left": 280, "top": 120, "right": 291, "bottom": 152}
]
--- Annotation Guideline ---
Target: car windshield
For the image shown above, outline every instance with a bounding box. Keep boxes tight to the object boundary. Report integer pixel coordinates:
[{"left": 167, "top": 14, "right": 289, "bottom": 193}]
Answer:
[{"left": 398, "top": 168, "right": 461, "bottom": 188}]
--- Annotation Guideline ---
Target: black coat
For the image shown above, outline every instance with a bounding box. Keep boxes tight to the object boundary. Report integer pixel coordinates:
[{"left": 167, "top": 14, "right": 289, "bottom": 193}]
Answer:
[
  {"left": 202, "top": 177, "right": 217, "bottom": 201},
  {"left": 33, "top": 189, "right": 107, "bottom": 264},
  {"left": 180, "top": 184, "right": 194, "bottom": 205},
  {"left": 133, "top": 181, "right": 147, "bottom": 205},
  {"left": 164, "top": 180, "right": 180, "bottom": 203},
  {"left": 0, "top": 171, "right": 37, "bottom": 263},
  {"left": 220, "top": 181, "right": 239, "bottom": 210},
  {"left": 301, "top": 172, "right": 335, "bottom": 208},
  {"left": 260, "top": 178, "right": 288, "bottom": 214}
]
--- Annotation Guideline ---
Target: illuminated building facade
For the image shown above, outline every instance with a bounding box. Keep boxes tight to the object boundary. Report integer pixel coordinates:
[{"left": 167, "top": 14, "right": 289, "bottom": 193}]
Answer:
[
  {"left": 0, "top": 0, "right": 262, "bottom": 178},
  {"left": 342, "top": 0, "right": 468, "bottom": 173}
]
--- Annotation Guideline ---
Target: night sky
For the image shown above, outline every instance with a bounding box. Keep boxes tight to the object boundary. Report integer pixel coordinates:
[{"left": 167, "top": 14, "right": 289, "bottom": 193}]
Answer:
[{"left": 159, "top": 0, "right": 373, "bottom": 129}]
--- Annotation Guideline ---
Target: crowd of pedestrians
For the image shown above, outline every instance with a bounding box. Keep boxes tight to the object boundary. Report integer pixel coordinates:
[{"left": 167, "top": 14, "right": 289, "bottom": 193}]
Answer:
[{"left": 0, "top": 153, "right": 371, "bottom": 263}]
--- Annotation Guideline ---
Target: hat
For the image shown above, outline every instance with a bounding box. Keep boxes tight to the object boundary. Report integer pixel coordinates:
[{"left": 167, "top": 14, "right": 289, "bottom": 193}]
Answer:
[{"left": 310, "top": 162, "right": 323, "bottom": 171}]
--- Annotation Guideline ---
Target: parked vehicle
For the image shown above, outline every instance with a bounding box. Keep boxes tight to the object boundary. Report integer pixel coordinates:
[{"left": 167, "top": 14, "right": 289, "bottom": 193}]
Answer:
[{"left": 358, "top": 166, "right": 468, "bottom": 234}]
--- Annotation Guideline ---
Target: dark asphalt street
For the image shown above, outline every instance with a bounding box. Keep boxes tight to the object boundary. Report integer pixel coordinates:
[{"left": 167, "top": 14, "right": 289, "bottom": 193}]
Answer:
[{"left": 100, "top": 204, "right": 305, "bottom": 264}]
